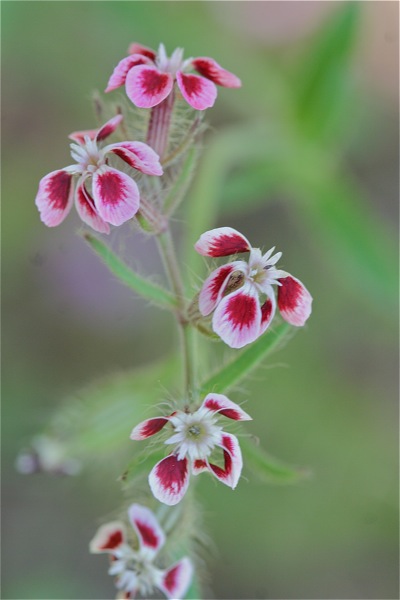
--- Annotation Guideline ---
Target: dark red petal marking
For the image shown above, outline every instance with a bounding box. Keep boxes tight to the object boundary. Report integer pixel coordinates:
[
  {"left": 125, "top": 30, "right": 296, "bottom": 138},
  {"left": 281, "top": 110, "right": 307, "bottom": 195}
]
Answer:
[
  {"left": 141, "top": 418, "right": 169, "bottom": 437},
  {"left": 163, "top": 564, "right": 180, "bottom": 593},
  {"left": 204, "top": 398, "right": 241, "bottom": 420},
  {"left": 128, "top": 42, "right": 156, "bottom": 60},
  {"left": 277, "top": 277, "right": 302, "bottom": 310},
  {"left": 261, "top": 298, "right": 273, "bottom": 324},
  {"left": 192, "top": 57, "right": 242, "bottom": 87},
  {"left": 99, "top": 530, "right": 123, "bottom": 551},
  {"left": 96, "top": 115, "right": 123, "bottom": 141},
  {"left": 225, "top": 292, "right": 258, "bottom": 330},
  {"left": 45, "top": 171, "right": 73, "bottom": 210},
  {"left": 155, "top": 455, "right": 188, "bottom": 490},
  {"left": 211, "top": 234, "right": 250, "bottom": 256},
  {"left": 140, "top": 69, "right": 171, "bottom": 96},
  {"left": 134, "top": 520, "right": 159, "bottom": 548},
  {"left": 209, "top": 265, "right": 235, "bottom": 301},
  {"left": 209, "top": 449, "right": 232, "bottom": 481},
  {"left": 97, "top": 171, "right": 125, "bottom": 205},
  {"left": 193, "top": 459, "right": 207, "bottom": 470}
]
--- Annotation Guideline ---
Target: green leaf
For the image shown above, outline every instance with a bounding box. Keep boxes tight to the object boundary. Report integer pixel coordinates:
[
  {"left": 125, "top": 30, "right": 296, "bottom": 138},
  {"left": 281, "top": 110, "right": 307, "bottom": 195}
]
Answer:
[
  {"left": 295, "top": 2, "right": 360, "bottom": 143},
  {"left": 83, "top": 233, "right": 177, "bottom": 310},
  {"left": 47, "top": 357, "right": 178, "bottom": 469},
  {"left": 241, "top": 436, "right": 311, "bottom": 485},
  {"left": 198, "top": 321, "right": 292, "bottom": 396}
]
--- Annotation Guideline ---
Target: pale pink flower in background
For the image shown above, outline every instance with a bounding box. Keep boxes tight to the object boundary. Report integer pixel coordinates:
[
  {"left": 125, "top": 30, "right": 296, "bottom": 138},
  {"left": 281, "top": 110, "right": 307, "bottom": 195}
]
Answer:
[
  {"left": 106, "top": 42, "right": 241, "bottom": 110},
  {"left": 195, "top": 227, "right": 313, "bottom": 348},
  {"left": 35, "top": 115, "right": 163, "bottom": 233},
  {"left": 90, "top": 503, "right": 193, "bottom": 599},
  {"left": 131, "top": 393, "right": 251, "bottom": 505}
]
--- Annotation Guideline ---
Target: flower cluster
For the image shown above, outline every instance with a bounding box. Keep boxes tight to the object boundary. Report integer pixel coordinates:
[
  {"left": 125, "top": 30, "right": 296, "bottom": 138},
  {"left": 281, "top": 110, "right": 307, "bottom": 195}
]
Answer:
[
  {"left": 90, "top": 503, "right": 193, "bottom": 599},
  {"left": 131, "top": 393, "right": 251, "bottom": 505},
  {"left": 195, "top": 227, "right": 313, "bottom": 348},
  {"left": 106, "top": 42, "right": 242, "bottom": 110},
  {"left": 35, "top": 115, "right": 162, "bottom": 233},
  {"left": 34, "top": 37, "right": 313, "bottom": 600}
]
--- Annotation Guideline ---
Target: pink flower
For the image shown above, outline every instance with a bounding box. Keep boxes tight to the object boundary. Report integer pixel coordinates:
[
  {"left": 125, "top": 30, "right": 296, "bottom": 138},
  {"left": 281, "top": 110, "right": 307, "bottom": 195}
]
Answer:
[
  {"left": 35, "top": 115, "right": 163, "bottom": 233},
  {"left": 131, "top": 393, "right": 251, "bottom": 505},
  {"left": 106, "top": 42, "right": 241, "bottom": 111},
  {"left": 90, "top": 503, "right": 193, "bottom": 599},
  {"left": 195, "top": 227, "right": 313, "bottom": 348}
]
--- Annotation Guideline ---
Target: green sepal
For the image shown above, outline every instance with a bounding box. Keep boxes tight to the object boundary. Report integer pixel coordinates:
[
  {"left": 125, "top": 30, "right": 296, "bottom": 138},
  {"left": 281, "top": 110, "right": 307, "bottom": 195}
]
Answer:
[
  {"left": 83, "top": 233, "right": 177, "bottom": 310},
  {"left": 241, "top": 436, "right": 311, "bottom": 485}
]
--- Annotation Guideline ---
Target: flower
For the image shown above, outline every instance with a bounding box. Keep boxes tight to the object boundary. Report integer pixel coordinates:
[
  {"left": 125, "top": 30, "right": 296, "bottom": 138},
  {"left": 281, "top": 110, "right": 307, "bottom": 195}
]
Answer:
[
  {"left": 195, "top": 227, "right": 313, "bottom": 348},
  {"left": 90, "top": 503, "right": 193, "bottom": 599},
  {"left": 35, "top": 115, "right": 163, "bottom": 233},
  {"left": 105, "top": 42, "right": 241, "bottom": 111},
  {"left": 15, "top": 435, "right": 81, "bottom": 476},
  {"left": 131, "top": 393, "right": 251, "bottom": 505}
]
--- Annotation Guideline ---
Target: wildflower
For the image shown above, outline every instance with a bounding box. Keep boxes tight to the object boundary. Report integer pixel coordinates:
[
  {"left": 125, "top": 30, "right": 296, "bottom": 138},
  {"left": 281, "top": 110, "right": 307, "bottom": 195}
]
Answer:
[
  {"left": 90, "top": 503, "right": 193, "bottom": 599},
  {"left": 15, "top": 435, "right": 81, "bottom": 476},
  {"left": 195, "top": 227, "right": 313, "bottom": 348},
  {"left": 131, "top": 393, "right": 251, "bottom": 505},
  {"left": 106, "top": 42, "right": 241, "bottom": 110},
  {"left": 35, "top": 115, "right": 163, "bottom": 233}
]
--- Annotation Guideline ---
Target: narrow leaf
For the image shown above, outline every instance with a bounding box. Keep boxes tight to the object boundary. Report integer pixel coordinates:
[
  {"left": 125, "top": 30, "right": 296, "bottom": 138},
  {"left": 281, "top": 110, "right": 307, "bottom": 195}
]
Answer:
[
  {"left": 295, "top": 2, "right": 360, "bottom": 143},
  {"left": 84, "top": 233, "right": 177, "bottom": 310},
  {"left": 241, "top": 436, "right": 311, "bottom": 485},
  {"left": 198, "top": 321, "right": 292, "bottom": 396}
]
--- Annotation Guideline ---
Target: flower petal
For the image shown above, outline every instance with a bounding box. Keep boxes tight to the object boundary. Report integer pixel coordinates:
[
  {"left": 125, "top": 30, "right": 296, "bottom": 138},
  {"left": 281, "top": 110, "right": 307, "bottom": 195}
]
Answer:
[
  {"left": 105, "top": 141, "right": 163, "bottom": 176},
  {"left": 198, "top": 262, "right": 244, "bottom": 316},
  {"left": 149, "top": 455, "right": 190, "bottom": 506},
  {"left": 128, "top": 42, "right": 156, "bottom": 60},
  {"left": 105, "top": 55, "right": 152, "bottom": 93},
  {"left": 191, "top": 459, "right": 208, "bottom": 476},
  {"left": 89, "top": 521, "right": 126, "bottom": 553},
  {"left": 209, "top": 432, "right": 243, "bottom": 489},
  {"left": 125, "top": 65, "right": 173, "bottom": 108},
  {"left": 176, "top": 71, "right": 217, "bottom": 110},
  {"left": 259, "top": 295, "right": 276, "bottom": 336},
  {"left": 195, "top": 227, "right": 251, "bottom": 257},
  {"left": 128, "top": 503, "right": 165, "bottom": 558},
  {"left": 201, "top": 393, "right": 252, "bottom": 421},
  {"left": 212, "top": 283, "right": 262, "bottom": 348},
  {"left": 35, "top": 169, "right": 74, "bottom": 227},
  {"left": 75, "top": 179, "right": 110, "bottom": 234},
  {"left": 277, "top": 275, "right": 312, "bottom": 326},
  {"left": 130, "top": 417, "right": 170, "bottom": 440},
  {"left": 92, "top": 166, "right": 140, "bottom": 226},
  {"left": 158, "top": 558, "right": 193, "bottom": 600},
  {"left": 96, "top": 114, "right": 124, "bottom": 142},
  {"left": 68, "top": 129, "right": 98, "bottom": 144},
  {"left": 191, "top": 57, "right": 241, "bottom": 88}
]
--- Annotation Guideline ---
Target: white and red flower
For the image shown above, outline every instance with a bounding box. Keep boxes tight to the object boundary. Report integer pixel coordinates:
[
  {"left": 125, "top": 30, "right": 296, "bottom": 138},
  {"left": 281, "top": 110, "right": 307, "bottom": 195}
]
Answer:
[
  {"left": 90, "top": 503, "right": 193, "bottom": 599},
  {"left": 195, "top": 227, "right": 313, "bottom": 348},
  {"left": 106, "top": 42, "right": 241, "bottom": 111},
  {"left": 131, "top": 393, "right": 251, "bottom": 505},
  {"left": 35, "top": 115, "right": 163, "bottom": 233}
]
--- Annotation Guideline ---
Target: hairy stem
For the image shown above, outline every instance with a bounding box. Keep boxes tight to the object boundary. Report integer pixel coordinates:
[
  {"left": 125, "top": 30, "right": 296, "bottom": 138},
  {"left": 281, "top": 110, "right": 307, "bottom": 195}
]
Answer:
[
  {"left": 146, "top": 90, "right": 175, "bottom": 160},
  {"left": 156, "top": 229, "right": 196, "bottom": 401}
]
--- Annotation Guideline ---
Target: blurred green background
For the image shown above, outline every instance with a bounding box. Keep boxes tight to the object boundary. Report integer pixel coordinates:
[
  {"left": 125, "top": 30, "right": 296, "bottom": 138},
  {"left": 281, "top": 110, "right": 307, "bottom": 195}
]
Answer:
[{"left": 2, "top": 2, "right": 398, "bottom": 599}]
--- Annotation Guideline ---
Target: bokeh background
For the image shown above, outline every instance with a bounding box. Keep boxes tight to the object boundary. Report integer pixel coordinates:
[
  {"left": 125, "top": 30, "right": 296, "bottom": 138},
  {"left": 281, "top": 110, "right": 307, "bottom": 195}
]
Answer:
[{"left": 2, "top": 2, "right": 398, "bottom": 599}]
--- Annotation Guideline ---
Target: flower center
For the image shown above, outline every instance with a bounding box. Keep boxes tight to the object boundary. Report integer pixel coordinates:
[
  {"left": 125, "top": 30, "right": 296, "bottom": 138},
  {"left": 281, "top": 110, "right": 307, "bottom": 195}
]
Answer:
[
  {"left": 70, "top": 137, "right": 105, "bottom": 173},
  {"left": 168, "top": 409, "right": 222, "bottom": 462}
]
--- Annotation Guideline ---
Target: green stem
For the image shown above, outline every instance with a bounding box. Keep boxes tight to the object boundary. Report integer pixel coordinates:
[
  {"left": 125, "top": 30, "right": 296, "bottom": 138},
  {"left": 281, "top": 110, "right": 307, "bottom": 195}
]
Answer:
[{"left": 156, "top": 228, "right": 196, "bottom": 401}]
